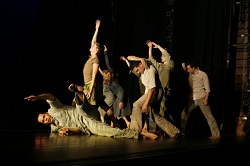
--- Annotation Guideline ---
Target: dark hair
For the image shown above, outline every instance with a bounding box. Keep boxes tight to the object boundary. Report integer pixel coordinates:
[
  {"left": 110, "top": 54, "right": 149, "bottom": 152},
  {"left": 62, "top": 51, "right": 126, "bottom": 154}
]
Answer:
[
  {"left": 129, "top": 60, "right": 141, "bottom": 70},
  {"left": 185, "top": 59, "right": 199, "bottom": 69}
]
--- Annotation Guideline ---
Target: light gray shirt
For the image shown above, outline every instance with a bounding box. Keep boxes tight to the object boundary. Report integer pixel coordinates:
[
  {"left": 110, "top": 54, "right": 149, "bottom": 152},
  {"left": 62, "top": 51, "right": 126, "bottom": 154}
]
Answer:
[
  {"left": 47, "top": 98, "right": 95, "bottom": 134},
  {"left": 190, "top": 69, "right": 210, "bottom": 100}
]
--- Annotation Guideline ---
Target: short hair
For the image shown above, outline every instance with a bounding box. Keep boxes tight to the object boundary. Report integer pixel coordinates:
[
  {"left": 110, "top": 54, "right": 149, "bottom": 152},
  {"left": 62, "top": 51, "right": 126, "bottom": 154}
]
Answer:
[
  {"left": 129, "top": 60, "right": 141, "bottom": 70},
  {"left": 185, "top": 59, "right": 199, "bottom": 69}
]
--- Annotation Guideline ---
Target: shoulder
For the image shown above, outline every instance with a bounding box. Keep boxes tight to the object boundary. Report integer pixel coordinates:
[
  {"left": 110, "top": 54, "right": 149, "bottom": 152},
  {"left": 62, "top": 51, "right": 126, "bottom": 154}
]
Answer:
[
  {"left": 198, "top": 70, "right": 209, "bottom": 77},
  {"left": 47, "top": 97, "right": 64, "bottom": 107},
  {"left": 149, "top": 65, "right": 157, "bottom": 73},
  {"left": 91, "top": 57, "right": 99, "bottom": 63},
  {"left": 199, "top": 70, "right": 207, "bottom": 74}
]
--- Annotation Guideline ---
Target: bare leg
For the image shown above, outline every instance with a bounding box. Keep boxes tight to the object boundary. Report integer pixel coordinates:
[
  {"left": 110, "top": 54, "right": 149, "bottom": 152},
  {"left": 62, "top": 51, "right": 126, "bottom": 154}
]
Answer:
[{"left": 100, "top": 115, "right": 105, "bottom": 123}]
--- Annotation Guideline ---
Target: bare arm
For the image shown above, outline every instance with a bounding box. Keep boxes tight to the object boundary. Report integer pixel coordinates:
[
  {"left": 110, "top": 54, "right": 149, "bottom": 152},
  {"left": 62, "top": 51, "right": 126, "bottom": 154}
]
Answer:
[
  {"left": 127, "top": 56, "right": 148, "bottom": 69},
  {"left": 87, "top": 63, "right": 99, "bottom": 99},
  {"left": 146, "top": 40, "right": 153, "bottom": 59},
  {"left": 120, "top": 56, "right": 130, "bottom": 67},
  {"left": 91, "top": 19, "right": 101, "bottom": 47},
  {"left": 182, "top": 63, "right": 186, "bottom": 71},
  {"left": 152, "top": 41, "right": 171, "bottom": 60},
  {"left": 98, "top": 67, "right": 104, "bottom": 76},
  {"left": 24, "top": 93, "right": 56, "bottom": 101},
  {"left": 120, "top": 56, "right": 142, "bottom": 77},
  {"left": 152, "top": 42, "right": 165, "bottom": 53},
  {"left": 141, "top": 88, "right": 154, "bottom": 113},
  {"left": 127, "top": 55, "right": 141, "bottom": 61}
]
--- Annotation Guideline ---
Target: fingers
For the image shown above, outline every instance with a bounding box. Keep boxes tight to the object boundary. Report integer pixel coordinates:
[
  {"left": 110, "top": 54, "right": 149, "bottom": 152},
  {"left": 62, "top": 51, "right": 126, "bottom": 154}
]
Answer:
[
  {"left": 24, "top": 96, "right": 35, "bottom": 101},
  {"left": 68, "top": 84, "right": 74, "bottom": 92},
  {"left": 68, "top": 83, "right": 79, "bottom": 92},
  {"left": 58, "top": 128, "right": 69, "bottom": 136}
]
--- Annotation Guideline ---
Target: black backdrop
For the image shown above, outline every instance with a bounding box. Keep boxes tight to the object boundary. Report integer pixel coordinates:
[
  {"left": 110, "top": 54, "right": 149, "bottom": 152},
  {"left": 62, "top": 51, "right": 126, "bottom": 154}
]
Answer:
[{"left": 1, "top": 0, "right": 239, "bottom": 135}]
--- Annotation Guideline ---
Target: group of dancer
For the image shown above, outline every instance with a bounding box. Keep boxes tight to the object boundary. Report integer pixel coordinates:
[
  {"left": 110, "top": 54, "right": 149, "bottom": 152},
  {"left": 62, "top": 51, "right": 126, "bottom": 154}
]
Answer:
[{"left": 24, "top": 19, "right": 221, "bottom": 140}]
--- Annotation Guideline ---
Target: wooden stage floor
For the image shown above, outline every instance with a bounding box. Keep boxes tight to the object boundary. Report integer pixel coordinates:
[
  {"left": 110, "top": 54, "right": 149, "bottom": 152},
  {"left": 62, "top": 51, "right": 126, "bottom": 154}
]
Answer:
[{"left": 1, "top": 130, "right": 250, "bottom": 166}]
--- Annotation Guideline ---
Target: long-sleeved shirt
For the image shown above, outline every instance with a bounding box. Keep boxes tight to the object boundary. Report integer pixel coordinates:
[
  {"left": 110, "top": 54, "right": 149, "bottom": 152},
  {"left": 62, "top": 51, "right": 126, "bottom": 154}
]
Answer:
[{"left": 189, "top": 69, "right": 210, "bottom": 100}]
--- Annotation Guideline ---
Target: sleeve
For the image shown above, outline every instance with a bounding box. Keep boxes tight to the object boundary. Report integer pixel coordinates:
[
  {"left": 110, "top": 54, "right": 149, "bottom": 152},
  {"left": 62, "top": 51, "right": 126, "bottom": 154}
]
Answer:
[
  {"left": 50, "top": 124, "right": 59, "bottom": 133},
  {"left": 47, "top": 98, "right": 64, "bottom": 109},
  {"left": 104, "top": 51, "right": 114, "bottom": 72},
  {"left": 162, "top": 49, "right": 171, "bottom": 60},
  {"left": 148, "top": 57, "right": 161, "bottom": 71},
  {"left": 115, "top": 85, "right": 125, "bottom": 103},
  {"left": 91, "top": 57, "right": 99, "bottom": 64},
  {"left": 203, "top": 72, "right": 211, "bottom": 93}
]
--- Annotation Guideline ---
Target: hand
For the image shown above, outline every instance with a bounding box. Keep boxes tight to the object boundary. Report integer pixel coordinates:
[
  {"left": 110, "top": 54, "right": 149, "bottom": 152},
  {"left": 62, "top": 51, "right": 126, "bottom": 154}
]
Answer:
[
  {"left": 68, "top": 84, "right": 83, "bottom": 92},
  {"left": 86, "top": 91, "right": 91, "bottom": 99},
  {"left": 95, "top": 19, "right": 101, "bottom": 29},
  {"left": 119, "top": 102, "right": 124, "bottom": 109},
  {"left": 120, "top": 56, "right": 126, "bottom": 61},
  {"left": 58, "top": 128, "right": 69, "bottom": 136},
  {"left": 146, "top": 40, "right": 153, "bottom": 48},
  {"left": 142, "top": 104, "right": 148, "bottom": 114},
  {"left": 151, "top": 42, "right": 158, "bottom": 48},
  {"left": 203, "top": 99, "right": 208, "bottom": 106},
  {"left": 68, "top": 84, "right": 75, "bottom": 92},
  {"left": 103, "top": 45, "right": 107, "bottom": 52},
  {"left": 24, "top": 95, "right": 37, "bottom": 101}
]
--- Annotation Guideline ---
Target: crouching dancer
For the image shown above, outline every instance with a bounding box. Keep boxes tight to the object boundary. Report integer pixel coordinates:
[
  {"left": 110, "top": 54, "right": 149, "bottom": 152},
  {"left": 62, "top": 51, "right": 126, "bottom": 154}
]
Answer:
[{"left": 24, "top": 84, "right": 157, "bottom": 139}]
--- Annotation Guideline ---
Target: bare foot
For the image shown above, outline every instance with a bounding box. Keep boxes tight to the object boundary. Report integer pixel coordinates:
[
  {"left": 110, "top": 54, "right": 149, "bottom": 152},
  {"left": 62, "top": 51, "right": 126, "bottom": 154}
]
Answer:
[{"left": 141, "top": 128, "right": 158, "bottom": 140}]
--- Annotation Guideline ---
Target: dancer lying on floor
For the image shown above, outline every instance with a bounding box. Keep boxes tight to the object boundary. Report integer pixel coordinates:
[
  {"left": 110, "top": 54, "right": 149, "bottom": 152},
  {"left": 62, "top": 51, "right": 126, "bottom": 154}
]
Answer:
[{"left": 24, "top": 83, "right": 158, "bottom": 139}]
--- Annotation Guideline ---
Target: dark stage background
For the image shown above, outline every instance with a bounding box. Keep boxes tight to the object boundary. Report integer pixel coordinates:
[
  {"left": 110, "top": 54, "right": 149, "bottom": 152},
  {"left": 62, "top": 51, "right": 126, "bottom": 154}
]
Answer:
[{"left": 1, "top": 0, "right": 239, "bottom": 136}]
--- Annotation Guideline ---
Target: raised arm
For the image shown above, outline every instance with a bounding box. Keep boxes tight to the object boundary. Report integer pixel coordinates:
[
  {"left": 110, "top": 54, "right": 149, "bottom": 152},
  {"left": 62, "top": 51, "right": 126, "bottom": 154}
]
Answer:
[
  {"left": 24, "top": 93, "right": 56, "bottom": 101},
  {"left": 127, "top": 55, "right": 141, "bottom": 61},
  {"left": 152, "top": 41, "right": 171, "bottom": 60},
  {"left": 120, "top": 56, "right": 130, "bottom": 68},
  {"left": 146, "top": 40, "right": 153, "bottom": 59},
  {"left": 103, "top": 45, "right": 114, "bottom": 72},
  {"left": 91, "top": 19, "right": 101, "bottom": 47},
  {"left": 127, "top": 55, "right": 148, "bottom": 69}
]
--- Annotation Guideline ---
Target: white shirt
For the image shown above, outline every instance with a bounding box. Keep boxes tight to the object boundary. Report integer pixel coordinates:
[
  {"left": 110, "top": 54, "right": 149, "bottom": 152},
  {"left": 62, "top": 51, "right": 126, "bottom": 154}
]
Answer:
[{"left": 141, "top": 65, "right": 157, "bottom": 94}]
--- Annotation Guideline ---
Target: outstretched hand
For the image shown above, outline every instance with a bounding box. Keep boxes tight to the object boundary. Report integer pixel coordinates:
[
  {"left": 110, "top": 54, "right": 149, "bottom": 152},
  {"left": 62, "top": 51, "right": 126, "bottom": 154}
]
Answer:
[
  {"left": 146, "top": 40, "right": 153, "bottom": 48},
  {"left": 120, "top": 56, "right": 126, "bottom": 61},
  {"left": 68, "top": 84, "right": 83, "bottom": 92},
  {"left": 151, "top": 42, "right": 158, "bottom": 48},
  {"left": 68, "top": 83, "right": 75, "bottom": 92},
  {"left": 95, "top": 19, "right": 101, "bottom": 29},
  {"left": 24, "top": 95, "right": 37, "bottom": 101},
  {"left": 103, "top": 45, "right": 107, "bottom": 52}
]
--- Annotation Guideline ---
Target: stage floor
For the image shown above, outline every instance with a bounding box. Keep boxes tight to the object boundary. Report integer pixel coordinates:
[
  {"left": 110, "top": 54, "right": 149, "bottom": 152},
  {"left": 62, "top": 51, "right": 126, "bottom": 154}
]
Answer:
[{"left": 1, "top": 130, "right": 250, "bottom": 166}]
